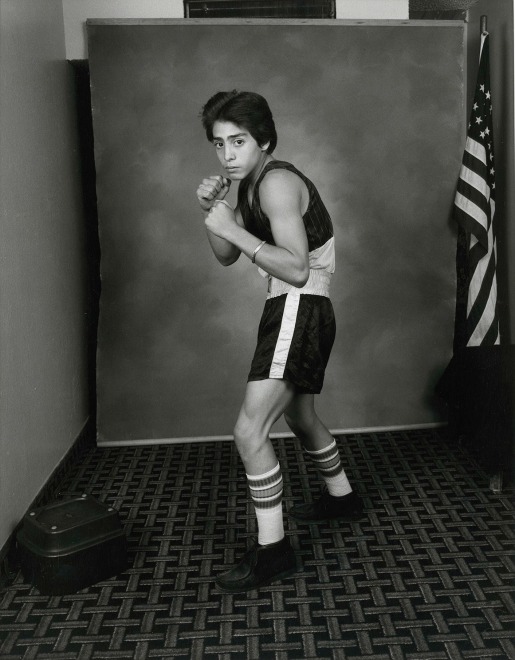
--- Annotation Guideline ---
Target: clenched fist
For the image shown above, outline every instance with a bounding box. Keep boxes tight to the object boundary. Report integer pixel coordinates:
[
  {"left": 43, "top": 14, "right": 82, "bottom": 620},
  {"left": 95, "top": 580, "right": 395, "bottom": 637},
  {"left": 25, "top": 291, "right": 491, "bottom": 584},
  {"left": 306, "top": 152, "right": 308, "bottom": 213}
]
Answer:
[
  {"left": 204, "top": 199, "right": 237, "bottom": 240},
  {"left": 197, "top": 175, "right": 231, "bottom": 212}
]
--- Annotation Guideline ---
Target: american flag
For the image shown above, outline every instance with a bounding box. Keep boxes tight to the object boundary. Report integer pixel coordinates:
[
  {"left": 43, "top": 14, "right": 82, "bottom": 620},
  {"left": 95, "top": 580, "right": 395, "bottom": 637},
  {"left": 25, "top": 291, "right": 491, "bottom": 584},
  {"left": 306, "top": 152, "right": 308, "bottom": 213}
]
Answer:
[{"left": 453, "top": 32, "right": 500, "bottom": 347}]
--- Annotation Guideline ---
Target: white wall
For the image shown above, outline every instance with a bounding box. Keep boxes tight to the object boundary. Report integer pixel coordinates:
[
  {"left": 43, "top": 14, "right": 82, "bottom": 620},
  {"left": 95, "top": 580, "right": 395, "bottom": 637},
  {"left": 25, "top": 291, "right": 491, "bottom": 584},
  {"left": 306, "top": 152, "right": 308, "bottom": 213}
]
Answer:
[
  {"left": 63, "top": 0, "right": 409, "bottom": 59},
  {"left": 0, "top": 0, "right": 90, "bottom": 550},
  {"left": 336, "top": 0, "right": 408, "bottom": 20},
  {"left": 63, "top": 0, "right": 183, "bottom": 59}
]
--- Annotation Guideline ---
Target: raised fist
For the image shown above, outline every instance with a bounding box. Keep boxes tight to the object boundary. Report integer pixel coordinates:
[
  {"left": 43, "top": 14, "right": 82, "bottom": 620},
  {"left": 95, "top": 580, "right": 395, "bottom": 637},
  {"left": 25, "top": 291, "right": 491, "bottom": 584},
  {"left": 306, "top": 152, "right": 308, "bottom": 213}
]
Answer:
[{"left": 196, "top": 175, "right": 231, "bottom": 212}]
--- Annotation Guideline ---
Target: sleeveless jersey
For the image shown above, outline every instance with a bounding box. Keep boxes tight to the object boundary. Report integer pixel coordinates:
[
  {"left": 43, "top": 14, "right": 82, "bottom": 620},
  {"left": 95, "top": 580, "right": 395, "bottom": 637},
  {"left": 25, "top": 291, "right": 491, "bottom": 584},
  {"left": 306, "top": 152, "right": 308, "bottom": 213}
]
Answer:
[{"left": 237, "top": 161, "right": 335, "bottom": 275}]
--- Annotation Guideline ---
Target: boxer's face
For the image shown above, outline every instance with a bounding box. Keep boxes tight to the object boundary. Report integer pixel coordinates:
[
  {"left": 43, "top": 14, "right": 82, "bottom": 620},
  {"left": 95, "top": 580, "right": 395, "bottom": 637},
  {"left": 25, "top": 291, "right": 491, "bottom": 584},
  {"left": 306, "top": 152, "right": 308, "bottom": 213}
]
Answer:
[{"left": 212, "top": 121, "right": 270, "bottom": 182}]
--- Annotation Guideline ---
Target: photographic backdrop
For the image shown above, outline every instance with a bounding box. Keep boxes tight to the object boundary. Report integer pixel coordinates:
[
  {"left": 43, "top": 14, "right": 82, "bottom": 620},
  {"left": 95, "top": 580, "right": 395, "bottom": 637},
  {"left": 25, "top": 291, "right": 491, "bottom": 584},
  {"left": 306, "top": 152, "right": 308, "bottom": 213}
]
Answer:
[{"left": 87, "top": 20, "right": 464, "bottom": 443}]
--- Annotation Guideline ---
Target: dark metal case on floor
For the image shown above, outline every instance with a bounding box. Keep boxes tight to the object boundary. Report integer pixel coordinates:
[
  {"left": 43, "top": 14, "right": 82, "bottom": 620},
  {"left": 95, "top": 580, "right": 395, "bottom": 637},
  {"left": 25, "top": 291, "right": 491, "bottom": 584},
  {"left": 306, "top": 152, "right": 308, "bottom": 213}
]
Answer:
[{"left": 16, "top": 495, "right": 128, "bottom": 595}]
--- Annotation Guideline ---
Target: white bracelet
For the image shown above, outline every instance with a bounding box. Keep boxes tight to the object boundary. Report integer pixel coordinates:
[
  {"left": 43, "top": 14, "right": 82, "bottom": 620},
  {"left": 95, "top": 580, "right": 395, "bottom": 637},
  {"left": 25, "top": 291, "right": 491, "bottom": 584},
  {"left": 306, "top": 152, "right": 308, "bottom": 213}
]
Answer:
[{"left": 251, "top": 240, "right": 266, "bottom": 264}]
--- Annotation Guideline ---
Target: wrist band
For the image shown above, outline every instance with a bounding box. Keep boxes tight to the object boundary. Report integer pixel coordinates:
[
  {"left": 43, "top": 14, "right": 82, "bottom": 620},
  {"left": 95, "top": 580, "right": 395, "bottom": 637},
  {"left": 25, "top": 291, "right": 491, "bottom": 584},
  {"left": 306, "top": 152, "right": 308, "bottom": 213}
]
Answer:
[{"left": 252, "top": 240, "right": 266, "bottom": 263}]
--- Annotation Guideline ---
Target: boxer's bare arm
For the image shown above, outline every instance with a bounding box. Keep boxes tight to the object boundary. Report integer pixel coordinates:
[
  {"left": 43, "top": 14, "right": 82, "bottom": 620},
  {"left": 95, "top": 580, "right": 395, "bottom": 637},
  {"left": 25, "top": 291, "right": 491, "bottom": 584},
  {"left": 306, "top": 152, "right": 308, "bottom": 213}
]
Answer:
[{"left": 196, "top": 175, "right": 242, "bottom": 265}]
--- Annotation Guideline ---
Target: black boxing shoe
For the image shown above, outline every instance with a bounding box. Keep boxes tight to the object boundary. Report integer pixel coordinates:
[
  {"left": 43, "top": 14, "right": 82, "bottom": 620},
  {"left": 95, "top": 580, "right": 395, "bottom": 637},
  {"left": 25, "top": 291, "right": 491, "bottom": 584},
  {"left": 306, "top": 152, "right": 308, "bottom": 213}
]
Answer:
[
  {"left": 215, "top": 536, "right": 297, "bottom": 593},
  {"left": 288, "top": 488, "right": 364, "bottom": 523}
]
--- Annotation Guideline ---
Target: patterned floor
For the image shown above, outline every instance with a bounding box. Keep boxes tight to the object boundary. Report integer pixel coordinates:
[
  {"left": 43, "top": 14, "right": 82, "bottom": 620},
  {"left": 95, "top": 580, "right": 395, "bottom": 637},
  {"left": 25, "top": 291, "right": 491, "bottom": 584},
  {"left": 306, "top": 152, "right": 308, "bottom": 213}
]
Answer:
[{"left": 0, "top": 429, "right": 513, "bottom": 659}]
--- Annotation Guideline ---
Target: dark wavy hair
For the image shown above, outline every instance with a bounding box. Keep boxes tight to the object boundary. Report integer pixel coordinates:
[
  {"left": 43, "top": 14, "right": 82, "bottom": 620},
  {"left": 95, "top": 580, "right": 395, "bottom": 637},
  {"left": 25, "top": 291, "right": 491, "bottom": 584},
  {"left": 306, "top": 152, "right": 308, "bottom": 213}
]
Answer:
[{"left": 200, "top": 91, "right": 277, "bottom": 154}]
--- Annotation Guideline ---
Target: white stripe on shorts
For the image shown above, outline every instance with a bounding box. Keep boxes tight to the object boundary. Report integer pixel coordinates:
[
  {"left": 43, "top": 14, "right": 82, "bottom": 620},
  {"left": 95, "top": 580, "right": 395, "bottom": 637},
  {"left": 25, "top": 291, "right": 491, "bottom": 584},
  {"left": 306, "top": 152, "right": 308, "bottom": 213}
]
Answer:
[{"left": 269, "top": 290, "right": 301, "bottom": 379}]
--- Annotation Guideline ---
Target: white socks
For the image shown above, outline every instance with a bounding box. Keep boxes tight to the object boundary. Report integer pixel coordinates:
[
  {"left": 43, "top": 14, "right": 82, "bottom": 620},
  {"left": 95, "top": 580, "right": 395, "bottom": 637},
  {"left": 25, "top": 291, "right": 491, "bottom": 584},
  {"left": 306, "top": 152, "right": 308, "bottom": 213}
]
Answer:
[
  {"left": 306, "top": 439, "right": 352, "bottom": 497},
  {"left": 246, "top": 441, "right": 350, "bottom": 544},
  {"left": 247, "top": 463, "right": 284, "bottom": 546}
]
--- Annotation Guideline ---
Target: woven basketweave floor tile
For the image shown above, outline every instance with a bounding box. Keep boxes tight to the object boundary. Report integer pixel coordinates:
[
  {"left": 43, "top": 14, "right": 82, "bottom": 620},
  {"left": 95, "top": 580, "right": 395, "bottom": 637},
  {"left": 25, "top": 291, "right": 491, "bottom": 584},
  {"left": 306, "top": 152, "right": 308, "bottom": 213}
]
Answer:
[{"left": 0, "top": 429, "right": 513, "bottom": 659}]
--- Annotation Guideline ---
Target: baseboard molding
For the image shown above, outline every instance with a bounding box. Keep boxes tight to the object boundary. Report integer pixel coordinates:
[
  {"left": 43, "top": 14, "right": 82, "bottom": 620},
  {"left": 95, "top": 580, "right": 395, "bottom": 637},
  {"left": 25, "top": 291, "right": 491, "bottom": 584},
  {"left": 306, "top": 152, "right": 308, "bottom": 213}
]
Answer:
[
  {"left": 97, "top": 422, "right": 447, "bottom": 447},
  {"left": 0, "top": 417, "right": 96, "bottom": 589}
]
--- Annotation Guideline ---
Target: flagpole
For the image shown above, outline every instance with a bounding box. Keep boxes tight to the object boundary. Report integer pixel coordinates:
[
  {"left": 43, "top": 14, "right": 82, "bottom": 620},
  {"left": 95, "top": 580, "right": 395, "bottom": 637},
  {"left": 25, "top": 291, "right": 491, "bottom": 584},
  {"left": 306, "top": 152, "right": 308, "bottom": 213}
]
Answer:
[{"left": 479, "top": 16, "right": 487, "bottom": 60}]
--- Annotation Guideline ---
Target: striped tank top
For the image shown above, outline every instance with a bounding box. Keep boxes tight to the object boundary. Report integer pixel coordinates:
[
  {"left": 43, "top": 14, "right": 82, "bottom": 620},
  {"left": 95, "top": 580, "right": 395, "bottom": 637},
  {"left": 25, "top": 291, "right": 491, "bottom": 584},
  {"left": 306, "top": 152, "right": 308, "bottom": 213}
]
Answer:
[{"left": 238, "top": 160, "right": 335, "bottom": 285}]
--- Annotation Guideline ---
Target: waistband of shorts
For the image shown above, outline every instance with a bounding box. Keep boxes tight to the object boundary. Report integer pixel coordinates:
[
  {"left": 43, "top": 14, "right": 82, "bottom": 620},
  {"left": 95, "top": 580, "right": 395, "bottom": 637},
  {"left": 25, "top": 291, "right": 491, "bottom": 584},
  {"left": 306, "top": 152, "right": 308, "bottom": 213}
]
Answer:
[{"left": 267, "top": 269, "right": 332, "bottom": 299}]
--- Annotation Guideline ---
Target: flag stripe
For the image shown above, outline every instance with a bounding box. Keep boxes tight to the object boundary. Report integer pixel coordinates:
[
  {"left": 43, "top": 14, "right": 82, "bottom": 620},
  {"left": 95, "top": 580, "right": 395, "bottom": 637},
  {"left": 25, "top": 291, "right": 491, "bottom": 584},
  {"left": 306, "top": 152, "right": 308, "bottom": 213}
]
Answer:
[
  {"left": 482, "top": 312, "right": 501, "bottom": 344},
  {"left": 467, "top": 276, "right": 499, "bottom": 345},
  {"left": 467, "top": 242, "right": 496, "bottom": 321},
  {"left": 454, "top": 193, "right": 488, "bottom": 229},
  {"left": 461, "top": 152, "right": 488, "bottom": 183},
  {"left": 464, "top": 136, "right": 487, "bottom": 166},
  {"left": 467, "top": 241, "right": 486, "bottom": 277},
  {"left": 456, "top": 180, "right": 490, "bottom": 220},
  {"left": 466, "top": 201, "right": 496, "bottom": 277},
  {"left": 458, "top": 167, "right": 490, "bottom": 206},
  {"left": 454, "top": 196, "right": 489, "bottom": 251},
  {"left": 465, "top": 236, "right": 498, "bottom": 345}
]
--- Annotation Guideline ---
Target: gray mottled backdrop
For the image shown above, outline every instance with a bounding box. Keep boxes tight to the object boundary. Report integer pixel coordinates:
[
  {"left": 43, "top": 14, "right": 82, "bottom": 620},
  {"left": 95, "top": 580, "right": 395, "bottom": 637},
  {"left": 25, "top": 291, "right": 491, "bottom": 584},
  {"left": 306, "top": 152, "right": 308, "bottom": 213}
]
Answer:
[{"left": 87, "top": 20, "right": 464, "bottom": 443}]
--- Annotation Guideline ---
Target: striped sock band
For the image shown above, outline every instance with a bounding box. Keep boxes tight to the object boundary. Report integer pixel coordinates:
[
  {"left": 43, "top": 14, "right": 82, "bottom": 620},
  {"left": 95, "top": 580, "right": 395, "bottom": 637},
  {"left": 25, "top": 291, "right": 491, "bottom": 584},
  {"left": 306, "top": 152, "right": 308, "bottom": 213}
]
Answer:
[
  {"left": 247, "top": 463, "right": 284, "bottom": 546},
  {"left": 306, "top": 439, "right": 352, "bottom": 497}
]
